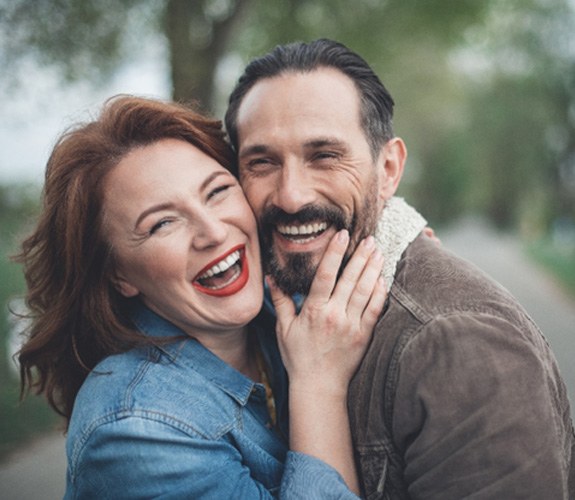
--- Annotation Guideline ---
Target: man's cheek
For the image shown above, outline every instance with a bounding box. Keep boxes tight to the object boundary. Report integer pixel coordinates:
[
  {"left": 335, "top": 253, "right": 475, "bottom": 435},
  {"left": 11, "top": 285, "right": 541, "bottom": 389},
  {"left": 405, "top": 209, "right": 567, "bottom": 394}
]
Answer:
[{"left": 239, "top": 183, "right": 264, "bottom": 215}]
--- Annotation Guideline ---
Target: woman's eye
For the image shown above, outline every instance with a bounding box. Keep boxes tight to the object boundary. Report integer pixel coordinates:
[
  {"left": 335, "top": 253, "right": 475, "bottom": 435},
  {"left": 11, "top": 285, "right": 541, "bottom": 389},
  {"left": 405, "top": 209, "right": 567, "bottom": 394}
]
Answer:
[
  {"left": 149, "top": 219, "right": 172, "bottom": 235},
  {"left": 207, "top": 184, "right": 232, "bottom": 200}
]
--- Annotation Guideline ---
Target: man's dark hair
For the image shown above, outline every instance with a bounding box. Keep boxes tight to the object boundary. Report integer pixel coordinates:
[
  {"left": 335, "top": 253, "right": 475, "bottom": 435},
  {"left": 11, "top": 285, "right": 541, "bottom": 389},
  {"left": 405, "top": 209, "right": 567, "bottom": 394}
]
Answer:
[{"left": 225, "top": 38, "right": 395, "bottom": 159}]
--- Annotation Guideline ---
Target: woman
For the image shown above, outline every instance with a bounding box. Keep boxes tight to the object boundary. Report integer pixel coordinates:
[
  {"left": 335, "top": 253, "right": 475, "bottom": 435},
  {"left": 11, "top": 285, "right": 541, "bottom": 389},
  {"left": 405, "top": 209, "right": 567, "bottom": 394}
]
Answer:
[{"left": 18, "top": 96, "right": 386, "bottom": 498}]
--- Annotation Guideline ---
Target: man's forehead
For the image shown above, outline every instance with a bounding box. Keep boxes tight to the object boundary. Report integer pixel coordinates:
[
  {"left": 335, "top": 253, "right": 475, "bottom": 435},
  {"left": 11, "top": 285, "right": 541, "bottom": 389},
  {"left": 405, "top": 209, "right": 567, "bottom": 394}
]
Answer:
[
  {"left": 240, "top": 68, "right": 358, "bottom": 112},
  {"left": 235, "top": 68, "right": 362, "bottom": 147}
]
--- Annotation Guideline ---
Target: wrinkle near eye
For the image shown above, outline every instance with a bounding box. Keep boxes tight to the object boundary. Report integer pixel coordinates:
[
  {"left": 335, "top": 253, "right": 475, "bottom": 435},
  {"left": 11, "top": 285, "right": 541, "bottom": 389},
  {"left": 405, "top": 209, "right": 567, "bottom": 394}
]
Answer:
[
  {"left": 326, "top": 159, "right": 368, "bottom": 186},
  {"left": 121, "top": 229, "right": 149, "bottom": 248}
]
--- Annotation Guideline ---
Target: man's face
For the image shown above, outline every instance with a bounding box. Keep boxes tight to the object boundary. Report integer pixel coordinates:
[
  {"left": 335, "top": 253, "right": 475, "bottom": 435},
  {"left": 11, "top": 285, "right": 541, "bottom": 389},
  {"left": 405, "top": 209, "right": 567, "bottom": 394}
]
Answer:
[{"left": 235, "top": 68, "right": 387, "bottom": 295}]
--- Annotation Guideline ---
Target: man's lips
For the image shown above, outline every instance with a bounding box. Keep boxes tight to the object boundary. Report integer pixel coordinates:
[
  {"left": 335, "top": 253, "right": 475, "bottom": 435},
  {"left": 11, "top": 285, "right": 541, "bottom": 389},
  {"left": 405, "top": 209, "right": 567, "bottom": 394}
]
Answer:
[{"left": 192, "top": 244, "right": 249, "bottom": 297}]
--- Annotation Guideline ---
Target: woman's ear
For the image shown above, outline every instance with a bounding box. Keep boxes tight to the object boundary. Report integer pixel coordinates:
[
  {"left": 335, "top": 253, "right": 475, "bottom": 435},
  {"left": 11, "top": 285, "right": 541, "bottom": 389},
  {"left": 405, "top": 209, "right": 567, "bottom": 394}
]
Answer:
[
  {"left": 111, "top": 273, "right": 139, "bottom": 298},
  {"left": 377, "top": 137, "right": 407, "bottom": 201}
]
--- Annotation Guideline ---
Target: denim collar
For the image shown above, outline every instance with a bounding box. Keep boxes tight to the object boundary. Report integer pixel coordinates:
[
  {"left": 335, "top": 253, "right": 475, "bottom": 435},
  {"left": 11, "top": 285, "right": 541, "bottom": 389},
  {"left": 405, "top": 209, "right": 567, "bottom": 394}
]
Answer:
[{"left": 129, "top": 301, "right": 257, "bottom": 407}]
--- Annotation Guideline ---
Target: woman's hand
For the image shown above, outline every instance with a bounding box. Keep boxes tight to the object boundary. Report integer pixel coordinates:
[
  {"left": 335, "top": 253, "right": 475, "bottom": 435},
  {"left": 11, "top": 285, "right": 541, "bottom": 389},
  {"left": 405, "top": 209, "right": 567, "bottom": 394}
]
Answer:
[
  {"left": 269, "top": 229, "right": 386, "bottom": 394},
  {"left": 268, "top": 230, "right": 386, "bottom": 494},
  {"left": 268, "top": 231, "right": 386, "bottom": 494}
]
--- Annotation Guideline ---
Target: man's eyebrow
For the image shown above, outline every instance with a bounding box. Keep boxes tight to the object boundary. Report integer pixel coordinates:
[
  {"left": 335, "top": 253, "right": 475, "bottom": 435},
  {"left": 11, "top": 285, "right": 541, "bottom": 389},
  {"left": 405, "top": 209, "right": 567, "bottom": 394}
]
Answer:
[
  {"left": 304, "top": 137, "right": 347, "bottom": 149},
  {"left": 238, "top": 144, "right": 270, "bottom": 160},
  {"left": 239, "top": 138, "right": 347, "bottom": 159}
]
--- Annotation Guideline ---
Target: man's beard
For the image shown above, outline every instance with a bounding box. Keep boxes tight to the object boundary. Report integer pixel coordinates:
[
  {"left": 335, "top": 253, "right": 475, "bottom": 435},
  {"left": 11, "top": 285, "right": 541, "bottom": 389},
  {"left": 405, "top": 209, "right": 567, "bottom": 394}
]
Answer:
[{"left": 260, "top": 180, "right": 381, "bottom": 296}]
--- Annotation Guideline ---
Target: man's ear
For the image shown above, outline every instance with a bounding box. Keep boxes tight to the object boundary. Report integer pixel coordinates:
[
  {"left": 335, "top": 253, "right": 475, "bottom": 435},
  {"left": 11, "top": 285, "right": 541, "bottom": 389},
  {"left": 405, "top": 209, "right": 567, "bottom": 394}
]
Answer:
[
  {"left": 377, "top": 137, "right": 406, "bottom": 200},
  {"left": 111, "top": 273, "right": 139, "bottom": 298}
]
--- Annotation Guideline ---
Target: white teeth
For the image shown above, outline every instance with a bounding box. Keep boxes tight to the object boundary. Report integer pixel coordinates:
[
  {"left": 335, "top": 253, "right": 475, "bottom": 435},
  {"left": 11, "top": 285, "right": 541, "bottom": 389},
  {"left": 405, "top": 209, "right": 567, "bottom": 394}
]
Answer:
[
  {"left": 198, "top": 250, "right": 240, "bottom": 279},
  {"left": 277, "top": 222, "right": 327, "bottom": 236}
]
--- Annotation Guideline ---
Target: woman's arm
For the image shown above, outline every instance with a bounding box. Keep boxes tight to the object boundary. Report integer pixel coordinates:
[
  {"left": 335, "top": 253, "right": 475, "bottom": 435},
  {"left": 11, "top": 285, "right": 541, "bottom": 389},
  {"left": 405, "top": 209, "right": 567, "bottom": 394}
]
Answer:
[
  {"left": 269, "top": 230, "right": 386, "bottom": 494},
  {"left": 67, "top": 417, "right": 282, "bottom": 499}
]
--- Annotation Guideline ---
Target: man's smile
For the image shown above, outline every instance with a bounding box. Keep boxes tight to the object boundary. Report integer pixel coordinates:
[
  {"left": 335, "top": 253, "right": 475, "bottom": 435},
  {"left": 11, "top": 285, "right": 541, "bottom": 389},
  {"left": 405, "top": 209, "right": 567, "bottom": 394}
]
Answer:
[{"left": 276, "top": 221, "right": 329, "bottom": 244}]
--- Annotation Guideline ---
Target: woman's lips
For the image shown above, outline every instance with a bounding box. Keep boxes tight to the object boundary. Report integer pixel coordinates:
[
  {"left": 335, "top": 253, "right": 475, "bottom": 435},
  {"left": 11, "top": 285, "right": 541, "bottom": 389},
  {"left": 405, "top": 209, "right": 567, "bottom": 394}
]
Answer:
[{"left": 192, "top": 244, "right": 250, "bottom": 297}]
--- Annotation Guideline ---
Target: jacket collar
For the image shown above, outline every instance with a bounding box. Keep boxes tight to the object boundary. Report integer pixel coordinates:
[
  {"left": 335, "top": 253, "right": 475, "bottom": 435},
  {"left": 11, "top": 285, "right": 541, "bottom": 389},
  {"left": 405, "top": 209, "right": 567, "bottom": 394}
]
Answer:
[
  {"left": 375, "top": 197, "right": 427, "bottom": 290},
  {"left": 129, "top": 302, "right": 257, "bottom": 407}
]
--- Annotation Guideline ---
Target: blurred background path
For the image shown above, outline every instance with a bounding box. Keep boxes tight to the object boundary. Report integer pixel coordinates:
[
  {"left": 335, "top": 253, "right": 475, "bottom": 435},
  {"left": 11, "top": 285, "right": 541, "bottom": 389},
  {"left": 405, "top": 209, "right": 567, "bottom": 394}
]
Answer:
[
  {"left": 0, "top": 431, "right": 65, "bottom": 500},
  {"left": 0, "top": 218, "right": 573, "bottom": 500}
]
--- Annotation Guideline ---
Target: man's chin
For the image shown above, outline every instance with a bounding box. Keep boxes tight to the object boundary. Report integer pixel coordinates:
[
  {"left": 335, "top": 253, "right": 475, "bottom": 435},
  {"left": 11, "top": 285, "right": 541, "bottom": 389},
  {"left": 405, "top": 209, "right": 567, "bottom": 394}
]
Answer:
[
  {"left": 266, "top": 251, "right": 318, "bottom": 296},
  {"left": 272, "top": 271, "right": 314, "bottom": 296}
]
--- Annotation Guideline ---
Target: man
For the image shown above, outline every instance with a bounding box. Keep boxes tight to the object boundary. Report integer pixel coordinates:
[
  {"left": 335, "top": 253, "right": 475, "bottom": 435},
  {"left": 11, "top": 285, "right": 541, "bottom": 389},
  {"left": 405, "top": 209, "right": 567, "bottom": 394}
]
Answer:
[{"left": 225, "top": 39, "right": 575, "bottom": 499}]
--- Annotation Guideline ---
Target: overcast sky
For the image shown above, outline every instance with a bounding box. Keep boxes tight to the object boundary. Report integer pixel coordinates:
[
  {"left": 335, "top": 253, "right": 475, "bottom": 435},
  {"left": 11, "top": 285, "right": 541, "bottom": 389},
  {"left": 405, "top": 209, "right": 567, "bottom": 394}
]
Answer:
[{"left": 0, "top": 56, "right": 170, "bottom": 185}]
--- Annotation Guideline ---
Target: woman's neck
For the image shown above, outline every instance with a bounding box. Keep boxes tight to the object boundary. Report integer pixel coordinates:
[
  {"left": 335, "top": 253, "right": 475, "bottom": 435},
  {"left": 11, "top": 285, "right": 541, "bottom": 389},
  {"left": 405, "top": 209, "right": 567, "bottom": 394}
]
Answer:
[{"left": 195, "top": 326, "right": 259, "bottom": 381}]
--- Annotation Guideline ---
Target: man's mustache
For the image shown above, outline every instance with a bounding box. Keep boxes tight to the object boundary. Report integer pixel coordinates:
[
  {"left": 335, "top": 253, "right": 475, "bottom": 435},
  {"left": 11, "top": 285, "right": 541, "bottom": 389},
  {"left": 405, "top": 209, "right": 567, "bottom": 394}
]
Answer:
[{"left": 260, "top": 205, "right": 348, "bottom": 230}]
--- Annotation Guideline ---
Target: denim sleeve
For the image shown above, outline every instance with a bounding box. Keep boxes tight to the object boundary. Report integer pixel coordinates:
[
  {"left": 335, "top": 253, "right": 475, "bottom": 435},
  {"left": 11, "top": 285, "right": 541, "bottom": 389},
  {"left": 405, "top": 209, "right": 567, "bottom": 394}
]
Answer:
[
  {"left": 66, "top": 416, "right": 279, "bottom": 499},
  {"left": 66, "top": 417, "right": 359, "bottom": 499},
  {"left": 281, "top": 451, "right": 360, "bottom": 499},
  {"left": 393, "top": 313, "right": 572, "bottom": 499}
]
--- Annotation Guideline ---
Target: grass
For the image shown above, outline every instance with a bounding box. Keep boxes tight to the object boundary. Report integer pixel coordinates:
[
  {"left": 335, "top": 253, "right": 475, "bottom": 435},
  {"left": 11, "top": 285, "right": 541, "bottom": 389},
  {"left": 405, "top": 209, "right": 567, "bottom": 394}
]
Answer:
[{"left": 526, "top": 238, "right": 575, "bottom": 298}]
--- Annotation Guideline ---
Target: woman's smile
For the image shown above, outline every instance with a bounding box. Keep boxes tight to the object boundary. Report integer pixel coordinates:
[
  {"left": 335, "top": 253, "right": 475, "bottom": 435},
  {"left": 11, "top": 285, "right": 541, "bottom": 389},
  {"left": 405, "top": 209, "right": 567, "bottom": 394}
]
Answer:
[{"left": 193, "top": 244, "right": 249, "bottom": 297}]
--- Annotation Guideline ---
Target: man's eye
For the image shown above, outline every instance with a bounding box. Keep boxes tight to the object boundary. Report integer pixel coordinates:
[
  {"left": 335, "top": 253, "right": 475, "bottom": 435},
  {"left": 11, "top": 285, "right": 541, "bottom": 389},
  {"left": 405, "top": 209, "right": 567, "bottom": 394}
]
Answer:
[
  {"left": 314, "top": 151, "right": 338, "bottom": 161},
  {"left": 248, "top": 158, "right": 274, "bottom": 168},
  {"left": 243, "top": 158, "right": 277, "bottom": 176}
]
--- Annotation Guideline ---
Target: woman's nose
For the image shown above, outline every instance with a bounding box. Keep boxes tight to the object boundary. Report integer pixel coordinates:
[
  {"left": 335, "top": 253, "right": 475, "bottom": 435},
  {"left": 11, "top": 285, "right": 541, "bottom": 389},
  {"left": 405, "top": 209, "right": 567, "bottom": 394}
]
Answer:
[{"left": 191, "top": 213, "right": 228, "bottom": 250}]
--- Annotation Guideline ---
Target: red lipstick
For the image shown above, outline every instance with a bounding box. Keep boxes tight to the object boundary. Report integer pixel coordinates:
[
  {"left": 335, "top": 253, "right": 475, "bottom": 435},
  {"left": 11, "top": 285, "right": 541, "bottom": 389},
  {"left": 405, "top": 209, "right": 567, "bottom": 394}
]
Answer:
[{"left": 192, "top": 245, "right": 250, "bottom": 297}]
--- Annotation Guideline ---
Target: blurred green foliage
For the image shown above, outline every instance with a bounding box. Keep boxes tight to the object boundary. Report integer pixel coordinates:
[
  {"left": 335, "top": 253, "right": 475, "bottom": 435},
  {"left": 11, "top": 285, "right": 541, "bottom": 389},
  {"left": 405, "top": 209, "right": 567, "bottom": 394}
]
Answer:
[
  {"left": 240, "top": 0, "right": 575, "bottom": 234},
  {"left": 3, "top": 0, "right": 572, "bottom": 232},
  {"left": 0, "top": 185, "right": 61, "bottom": 461}
]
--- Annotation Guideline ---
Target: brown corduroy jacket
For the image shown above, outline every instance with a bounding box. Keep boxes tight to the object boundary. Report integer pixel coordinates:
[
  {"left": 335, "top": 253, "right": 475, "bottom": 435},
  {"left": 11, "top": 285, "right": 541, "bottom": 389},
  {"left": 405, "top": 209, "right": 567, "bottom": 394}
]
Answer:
[{"left": 349, "top": 234, "right": 575, "bottom": 499}]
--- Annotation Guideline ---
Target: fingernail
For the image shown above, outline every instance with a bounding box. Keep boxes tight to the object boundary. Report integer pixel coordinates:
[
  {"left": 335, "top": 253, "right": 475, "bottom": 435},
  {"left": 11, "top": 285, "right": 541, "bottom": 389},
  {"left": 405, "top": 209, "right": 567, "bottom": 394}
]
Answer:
[
  {"left": 363, "top": 235, "right": 375, "bottom": 249},
  {"left": 338, "top": 229, "right": 349, "bottom": 243}
]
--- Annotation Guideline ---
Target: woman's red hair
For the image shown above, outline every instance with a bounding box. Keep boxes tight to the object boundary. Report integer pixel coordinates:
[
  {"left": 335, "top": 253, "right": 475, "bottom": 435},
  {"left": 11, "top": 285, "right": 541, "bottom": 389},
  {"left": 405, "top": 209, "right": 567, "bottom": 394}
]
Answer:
[{"left": 17, "top": 95, "right": 235, "bottom": 425}]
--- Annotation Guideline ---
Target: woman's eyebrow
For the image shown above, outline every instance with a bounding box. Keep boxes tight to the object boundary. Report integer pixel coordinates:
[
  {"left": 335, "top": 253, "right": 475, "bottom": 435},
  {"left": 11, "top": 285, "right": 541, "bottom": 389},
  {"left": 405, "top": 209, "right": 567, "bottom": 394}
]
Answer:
[
  {"left": 200, "top": 170, "right": 230, "bottom": 191},
  {"left": 135, "top": 202, "right": 174, "bottom": 229},
  {"left": 134, "top": 171, "right": 231, "bottom": 228}
]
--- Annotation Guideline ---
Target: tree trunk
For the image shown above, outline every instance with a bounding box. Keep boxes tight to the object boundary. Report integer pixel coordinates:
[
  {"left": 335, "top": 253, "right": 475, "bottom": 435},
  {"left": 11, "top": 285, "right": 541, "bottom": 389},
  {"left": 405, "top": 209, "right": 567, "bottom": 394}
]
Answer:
[{"left": 164, "top": 0, "right": 251, "bottom": 113}]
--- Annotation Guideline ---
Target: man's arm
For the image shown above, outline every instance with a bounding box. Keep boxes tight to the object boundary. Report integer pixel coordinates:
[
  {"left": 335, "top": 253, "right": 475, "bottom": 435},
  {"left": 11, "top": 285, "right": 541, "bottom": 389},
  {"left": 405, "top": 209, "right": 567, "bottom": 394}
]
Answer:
[{"left": 393, "top": 313, "right": 571, "bottom": 499}]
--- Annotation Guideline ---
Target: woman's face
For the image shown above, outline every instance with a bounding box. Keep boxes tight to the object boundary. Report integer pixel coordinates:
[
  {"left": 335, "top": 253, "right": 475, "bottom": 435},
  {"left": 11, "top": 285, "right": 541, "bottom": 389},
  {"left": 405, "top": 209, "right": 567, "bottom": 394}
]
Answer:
[{"left": 103, "top": 138, "right": 263, "bottom": 341}]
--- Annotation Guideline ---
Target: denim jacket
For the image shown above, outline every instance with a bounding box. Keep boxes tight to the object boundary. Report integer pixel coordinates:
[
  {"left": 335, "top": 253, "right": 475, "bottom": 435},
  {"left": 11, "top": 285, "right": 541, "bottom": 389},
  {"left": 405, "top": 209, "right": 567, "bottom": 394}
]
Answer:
[
  {"left": 65, "top": 303, "right": 357, "bottom": 499},
  {"left": 349, "top": 234, "right": 575, "bottom": 499}
]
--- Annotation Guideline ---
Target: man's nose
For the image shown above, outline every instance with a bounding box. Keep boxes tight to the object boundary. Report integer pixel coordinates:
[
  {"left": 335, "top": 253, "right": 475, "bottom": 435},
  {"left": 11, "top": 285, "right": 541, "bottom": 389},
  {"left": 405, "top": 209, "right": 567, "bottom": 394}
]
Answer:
[{"left": 273, "top": 163, "right": 316, "bottom": 214}]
